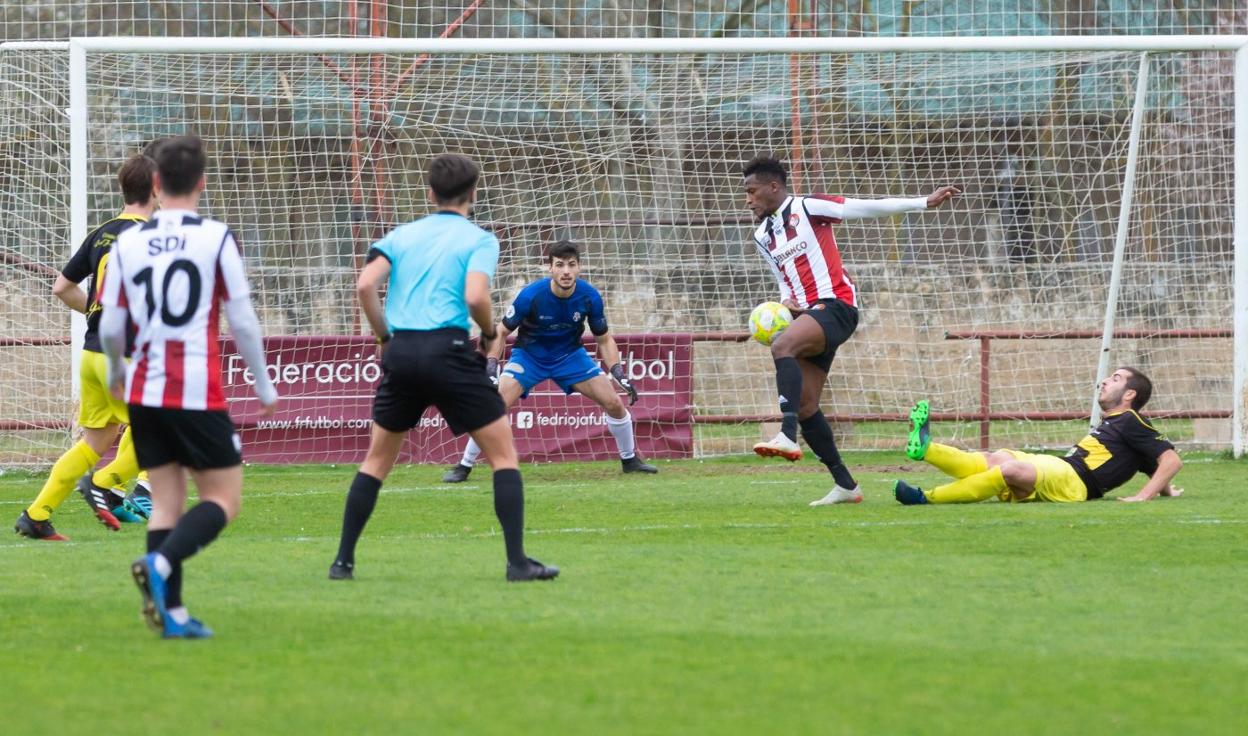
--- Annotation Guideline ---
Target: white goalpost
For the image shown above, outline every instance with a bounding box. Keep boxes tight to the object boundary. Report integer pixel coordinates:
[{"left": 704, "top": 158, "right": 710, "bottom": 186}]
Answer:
[{"left": 1, "top": 34, "right": 1244, "bottom": 466}]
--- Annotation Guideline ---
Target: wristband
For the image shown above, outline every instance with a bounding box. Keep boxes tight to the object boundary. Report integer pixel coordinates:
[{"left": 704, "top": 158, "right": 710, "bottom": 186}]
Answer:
[
  {"left": 375, "top": 332, "right": 392, "bottom": 345},
  {"left": 610, "top": 363, "right": 627, "bottom": 380}
]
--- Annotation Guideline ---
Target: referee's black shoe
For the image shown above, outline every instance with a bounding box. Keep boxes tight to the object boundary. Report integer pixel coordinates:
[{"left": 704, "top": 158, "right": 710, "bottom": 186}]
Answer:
[
  {"left": 506, "top": 558, "right": 560, "bottom": 582},
  {"left": 328, "top": 561, "right": 354, "bottom": 580},
  {"left": 441, "top": 463, "right": 473, "bottom": 483},
  {"left": 621, "top": 456, "right": 658, "bottom": 474}
]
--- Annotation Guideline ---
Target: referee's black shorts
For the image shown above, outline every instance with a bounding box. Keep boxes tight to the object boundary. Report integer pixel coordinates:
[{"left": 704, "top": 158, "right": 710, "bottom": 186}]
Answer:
[
  {"left": 372, "top": 328, "right": 505, "bottom": 435},
  {"left": 803, "top": 298, "right": 859, "bottom": 373},
  {"left": 128, "top": 405, "right": 243, "bottom": 470}
]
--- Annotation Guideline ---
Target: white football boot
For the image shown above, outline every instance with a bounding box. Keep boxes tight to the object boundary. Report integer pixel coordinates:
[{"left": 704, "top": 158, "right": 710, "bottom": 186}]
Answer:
[
  {"left": 753, "top": 431, "right": 803, "bottom": 462},
  {"left": 809, "top": 485, "right": 864, "bottom": 506}
]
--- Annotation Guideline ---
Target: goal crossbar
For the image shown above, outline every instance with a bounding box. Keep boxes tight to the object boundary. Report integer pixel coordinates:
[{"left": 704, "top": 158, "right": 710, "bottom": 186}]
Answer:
[{"left": 60, "top": 34, "right": 1248, "bottom": 55}]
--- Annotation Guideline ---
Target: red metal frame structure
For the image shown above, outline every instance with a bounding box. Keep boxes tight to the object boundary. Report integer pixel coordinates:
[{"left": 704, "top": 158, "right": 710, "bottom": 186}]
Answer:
[
  {"left": 944, "top": 329, "right": 1233, "bottom": 449},
  {"left": 7, "top": 330, "right": 1232, "bottom": 440}
]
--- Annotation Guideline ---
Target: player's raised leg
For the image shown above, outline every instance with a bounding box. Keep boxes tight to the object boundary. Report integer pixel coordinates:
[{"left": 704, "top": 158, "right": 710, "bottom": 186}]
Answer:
[
  {"left": 468, "top": 416, "right": 558, "bottom": 582},
  {"left": 572, "top": 374, "right": 657, "bottom": 474},
  {"left": 330, "top": 422, "right": 406, "bottom": 579},
  {"left": 444, "top": 375, "right": 525, "bottom": 483},
  {"left": 754, "top": 313, "right": 825, "bottom": 461},
  {"left": 905, "top": 400, "right": 989, "bottom": 478}
]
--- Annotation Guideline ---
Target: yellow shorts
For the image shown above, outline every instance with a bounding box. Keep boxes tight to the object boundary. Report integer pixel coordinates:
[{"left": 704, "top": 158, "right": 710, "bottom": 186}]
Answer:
[
  {"left": 78, "top": 350, "right": 129, "bottom": 429},
  {"left": 1000, "top": 450, "right": 1087, "bottom": 503}
]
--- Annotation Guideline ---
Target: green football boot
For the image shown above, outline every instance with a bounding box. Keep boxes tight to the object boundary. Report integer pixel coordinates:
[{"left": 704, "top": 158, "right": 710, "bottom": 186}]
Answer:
[{"left": 905, "top": 400, "right": 932, "bottom": 461}]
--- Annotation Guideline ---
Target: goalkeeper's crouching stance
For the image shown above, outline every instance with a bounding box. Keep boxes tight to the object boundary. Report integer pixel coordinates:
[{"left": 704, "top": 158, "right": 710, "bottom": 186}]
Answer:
[{"left": 442, "top": 240, "right": 657, "bottom": 483}]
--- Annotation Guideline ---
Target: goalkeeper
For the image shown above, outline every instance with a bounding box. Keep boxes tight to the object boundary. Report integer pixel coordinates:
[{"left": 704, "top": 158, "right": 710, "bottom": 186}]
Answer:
[
  {"left": 443, "top": 241, "right": 658, "bottom": 482},
  {"left": 895, "top": 367, "right": 1183, "bottom": 505}
]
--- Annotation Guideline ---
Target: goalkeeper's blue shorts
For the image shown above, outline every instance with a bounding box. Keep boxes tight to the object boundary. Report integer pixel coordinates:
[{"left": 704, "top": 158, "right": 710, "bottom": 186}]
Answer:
[{"left": 502, "top": 347, "right": 603, "bottom": 398}]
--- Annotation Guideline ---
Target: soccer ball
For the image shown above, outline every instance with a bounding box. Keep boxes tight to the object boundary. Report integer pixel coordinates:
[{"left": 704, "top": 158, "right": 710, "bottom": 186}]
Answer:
[{"left": 749, "top": 302, "right": 792, "bottom": 346}]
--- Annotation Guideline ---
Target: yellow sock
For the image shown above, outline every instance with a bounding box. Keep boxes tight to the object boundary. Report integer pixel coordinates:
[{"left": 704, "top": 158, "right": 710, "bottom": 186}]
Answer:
[
  {"left": 136, "top": 470, "right": 149, "bottom": 484},
  {"left": 93, "top": 426, "right": 140, "bottom": 490},
  {"left": 27, "top": 441, "right": 101, "bottom": 520},
  {"left": 924, "top": 443, "right": 988, "bottom": 479},
  {"left": 926, "top": 467, "right": 1007, "bottom": 504}
]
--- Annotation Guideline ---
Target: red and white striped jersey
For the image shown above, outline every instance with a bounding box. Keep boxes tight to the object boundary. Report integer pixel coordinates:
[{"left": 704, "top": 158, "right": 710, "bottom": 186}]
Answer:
[
  {"left": 753, "top": 194, "right": 857, "bottom": 309},
  {"left": 99, "top": 209, "right": 249, "bottom": 411}
]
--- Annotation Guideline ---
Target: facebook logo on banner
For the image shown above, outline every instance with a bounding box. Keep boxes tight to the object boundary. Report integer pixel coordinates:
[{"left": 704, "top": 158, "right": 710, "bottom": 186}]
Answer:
[{"left": 515, "top": 412, "right": 535, "bottom": 430}]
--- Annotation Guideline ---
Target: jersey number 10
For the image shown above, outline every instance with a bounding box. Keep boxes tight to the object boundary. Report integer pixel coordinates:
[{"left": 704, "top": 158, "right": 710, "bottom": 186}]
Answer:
[{"left": 132, "top": 259, "right": 202, "bottom": 327}]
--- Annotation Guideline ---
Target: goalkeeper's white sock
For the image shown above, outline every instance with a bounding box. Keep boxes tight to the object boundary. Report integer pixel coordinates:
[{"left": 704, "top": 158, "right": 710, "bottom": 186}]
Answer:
[
  {"left": 461, "top": 439, "right": 482, "bottom": 468},
  {"left": 606, "top": 411, "right": 636, "bottom": 460}
]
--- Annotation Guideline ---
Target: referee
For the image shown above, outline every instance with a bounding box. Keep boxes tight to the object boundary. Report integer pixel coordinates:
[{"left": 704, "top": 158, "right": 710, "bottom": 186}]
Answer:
[{"left": 329, "top": 153, "right": 558, "bottom": 583}]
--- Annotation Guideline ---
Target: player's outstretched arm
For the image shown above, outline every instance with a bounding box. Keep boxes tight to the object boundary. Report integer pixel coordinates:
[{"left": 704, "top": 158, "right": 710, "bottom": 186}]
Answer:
[
  {"left": 596, "top": 332, "right": 638, "bottom": 405},
  {"left": 926, "top": 186, "right": 961, "bottom": 208},
  {"left": 1119, "top": 449, "right": 1183, "bottom": 502}
]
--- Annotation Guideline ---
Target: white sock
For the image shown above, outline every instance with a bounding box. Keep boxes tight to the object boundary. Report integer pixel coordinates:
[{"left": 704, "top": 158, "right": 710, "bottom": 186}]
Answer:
[
  {"left": 168, "top": 606, "right": 190, "bottom": 625},
  {"left": 461, "top": 438, "right": 482, "bottom": 468},
  {"left": 606, "top": 411, "right": 636, "bottom": 460},
  {"left": 153, "top": 552, "right": 172, "bottom": 579}
]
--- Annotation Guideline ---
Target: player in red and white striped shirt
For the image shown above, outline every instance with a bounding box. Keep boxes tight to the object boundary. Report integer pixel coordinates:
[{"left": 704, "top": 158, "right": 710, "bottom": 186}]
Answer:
[
  {"left": 99, "top": 135, "right": 277, "bottom": 638},
  {"left": 743, "top": 156, "right": 959, "bottom": 506}
]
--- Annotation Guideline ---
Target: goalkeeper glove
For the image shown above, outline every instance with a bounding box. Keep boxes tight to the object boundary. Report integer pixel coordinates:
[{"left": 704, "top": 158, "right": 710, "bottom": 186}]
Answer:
[
  {"left": 486, "top": 357, "right": 501, "bottom": 388},
  {"left": 609, "top": 363, "right": 638, "bottom": 406}
]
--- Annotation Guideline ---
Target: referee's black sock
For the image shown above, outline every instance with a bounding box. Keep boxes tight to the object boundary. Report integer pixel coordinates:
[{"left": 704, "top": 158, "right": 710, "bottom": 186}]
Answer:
[
  {"left": 157, "top": 501, "right": 227, "bottom": 566},
  {"left": 774, "top": 357, "right": 803, "bottom": 441},
  {"left": 492, "top": 468, "right": 527, "bottom": 566},
  {"left": 335, "top": 472, "right": 382, "bottom": 567},
  {"left": 800, "top": 411, "right": 857, "bottom": 489},
  {"left": 147, "top": 528, "right": 182, "bottom": 608}
]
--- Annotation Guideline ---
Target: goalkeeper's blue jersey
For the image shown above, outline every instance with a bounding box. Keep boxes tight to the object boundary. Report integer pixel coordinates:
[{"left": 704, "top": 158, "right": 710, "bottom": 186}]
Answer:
[{"left": 502, "top": 278, "right": 608, "bottom": 363}]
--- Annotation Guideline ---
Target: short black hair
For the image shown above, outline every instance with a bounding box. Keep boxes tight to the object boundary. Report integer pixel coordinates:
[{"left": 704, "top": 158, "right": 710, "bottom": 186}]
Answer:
[
  {"left": 546, "top": 240, "right": 579, "bottom": 262},
  {"left": 743, "top": 156, "right": 787, "bottom": 185},
  {"left": 1118, "top": 366, "right": 1153, "bottom": 410},
  {"left": 153, "top": 135, "right": 206, "bottom": 196},
  {"left": 118, "top": 153, "right": 155, "bottom": 205},
  {"left": 428, "top": 153, "right": 479, "bottom": 205}
]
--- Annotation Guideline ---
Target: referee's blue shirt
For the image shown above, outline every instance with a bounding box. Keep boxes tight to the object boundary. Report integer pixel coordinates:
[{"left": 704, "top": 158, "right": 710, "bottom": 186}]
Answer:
[{"left": 368, "top": 211, "right": 499, "bottom": 332}]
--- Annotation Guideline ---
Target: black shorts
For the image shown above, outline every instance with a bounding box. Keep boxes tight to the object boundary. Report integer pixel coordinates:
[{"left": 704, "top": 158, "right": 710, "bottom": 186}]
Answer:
[
  {"left": 803, "top": 298, "right": 859, "bottom": 373},
  {"left": 372, "top": 328, "right": 506, "bottom": 435},
  {"left": 128, "top": 405, "right": 242, "bottom": 470}
]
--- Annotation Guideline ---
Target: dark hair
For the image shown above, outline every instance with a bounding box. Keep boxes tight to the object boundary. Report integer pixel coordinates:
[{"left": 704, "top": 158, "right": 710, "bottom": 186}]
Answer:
[
  {"left": 118, "top": 154, "right": 155, "bottom": 205},
  {"left": 546, "top": 240, "right": 579, "bottom": 262},
  {"left": 1118, "top": 366, "right": 1153, "bottom": 410},
  {"left": 428, "top": 153, "right": 480, "bottom": 205},
  {"left": 743, "top": 156, "right": 787, "bottom": 185},
  {"left": 153, "top": 135, "right": 207, "bottom": 196}
]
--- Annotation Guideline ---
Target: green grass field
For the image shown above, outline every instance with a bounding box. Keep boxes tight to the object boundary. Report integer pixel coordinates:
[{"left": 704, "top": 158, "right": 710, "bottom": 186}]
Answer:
[{"left": 2, "top": 452, "right": 1246, "bottom": 735}]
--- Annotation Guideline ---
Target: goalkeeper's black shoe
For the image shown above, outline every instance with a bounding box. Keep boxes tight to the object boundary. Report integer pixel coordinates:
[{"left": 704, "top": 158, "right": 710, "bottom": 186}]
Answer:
[
  {"left": 328, "top": 561, "right": 354, "bottom": 580},
  {"left": 441, "top": 463, "right": 473, "bottom": 483},
  {"left": 506, "top": 558, "right": 560, "bottom": 582},
  {"left": 621, "top": 456, "right": 658, "bottom": 474},
  {"left": 14, "top": 511, "right": 68, "bottom": 541},
  {"left": 76, "top": 474, "right": 121, "bottom": 531}
]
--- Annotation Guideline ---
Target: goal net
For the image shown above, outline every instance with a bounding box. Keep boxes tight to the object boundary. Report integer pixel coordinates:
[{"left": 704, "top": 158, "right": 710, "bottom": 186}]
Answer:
[{"left": 0, "top": 38, "right": 1240, "bottom": 466}]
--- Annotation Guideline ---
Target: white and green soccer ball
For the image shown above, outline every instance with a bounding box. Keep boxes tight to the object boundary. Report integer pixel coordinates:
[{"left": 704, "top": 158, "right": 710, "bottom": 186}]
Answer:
[{"left": 748, "top": 301, "right": 792, "bottom": 346}]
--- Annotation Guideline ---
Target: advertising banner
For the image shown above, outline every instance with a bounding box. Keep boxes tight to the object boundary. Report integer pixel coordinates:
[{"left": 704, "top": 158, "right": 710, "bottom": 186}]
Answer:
[{"left": 223, "top": 334, "right": 693, "bottom": 465}]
